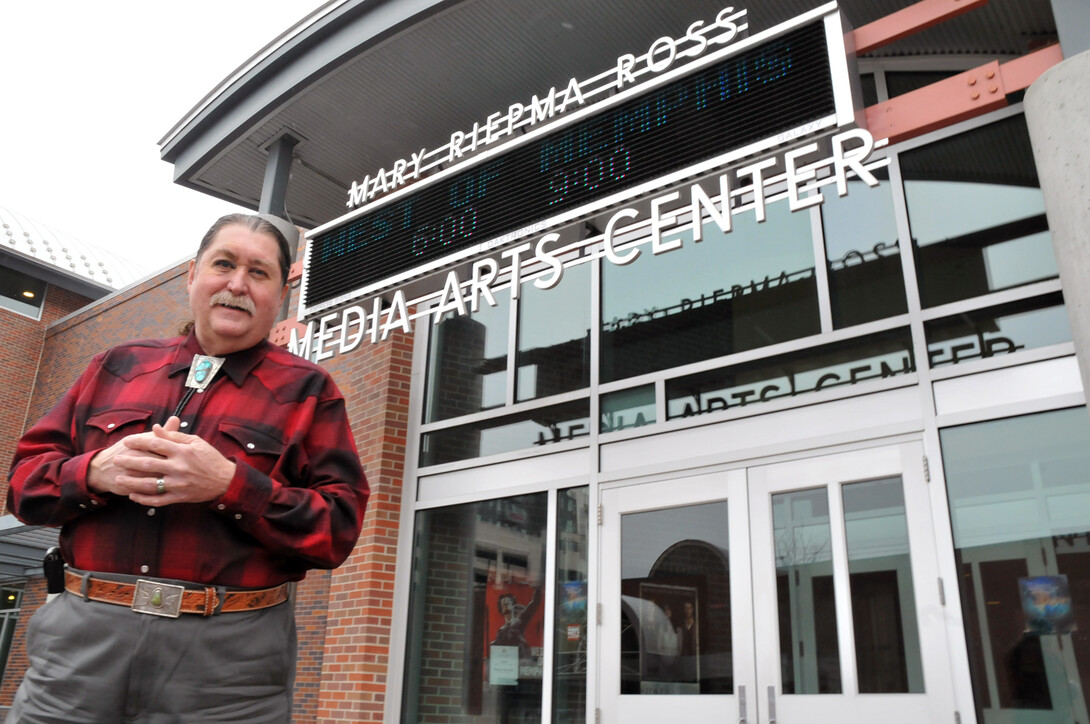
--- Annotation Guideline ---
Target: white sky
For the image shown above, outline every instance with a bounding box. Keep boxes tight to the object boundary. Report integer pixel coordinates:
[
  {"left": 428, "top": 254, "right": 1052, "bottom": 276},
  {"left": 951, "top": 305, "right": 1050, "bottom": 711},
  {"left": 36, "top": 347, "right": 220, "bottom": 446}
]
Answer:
[{"left": 1, "top": 1, "right": 324, "bottom": 279}]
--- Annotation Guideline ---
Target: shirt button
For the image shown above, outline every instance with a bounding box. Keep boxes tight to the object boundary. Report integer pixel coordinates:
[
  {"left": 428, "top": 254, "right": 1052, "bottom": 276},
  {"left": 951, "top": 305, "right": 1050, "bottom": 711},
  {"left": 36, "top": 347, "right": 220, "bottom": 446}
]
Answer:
[
  {"left": 91, "top": 500, "right": 99, "bottom": 506},
  {"left": 107, "top": 423, "right": 115, "bottom": 429},
  {"left": 246, "top": 443, "right": 255, "bottom": 450},
  {"left": 217, "top": 504, "right": 226, "bottom": 511},
  {"left": 197, "top": 388, "right": 205, "bottom": 394},
  {"left": 234, "top": 514, "right": 242, "bottom": 520},
  {"left": 147, "top": 509, "right": 156, "bottom": 516},
  {"left": 180, "top": 421, "right": 189, "bottom": 428},
  {"left": 140, "top": 565, "right": 149, "bottom": 574},
  {"left": 79, "top": 504, "right": 87, "bottom": 509}
]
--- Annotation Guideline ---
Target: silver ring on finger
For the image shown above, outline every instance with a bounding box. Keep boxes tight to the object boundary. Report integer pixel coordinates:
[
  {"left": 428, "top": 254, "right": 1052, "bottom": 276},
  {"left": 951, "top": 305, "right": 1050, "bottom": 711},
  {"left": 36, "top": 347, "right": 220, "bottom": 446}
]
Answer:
[{"left": 156, "top": 478, "right": 166, "bottom": 495}]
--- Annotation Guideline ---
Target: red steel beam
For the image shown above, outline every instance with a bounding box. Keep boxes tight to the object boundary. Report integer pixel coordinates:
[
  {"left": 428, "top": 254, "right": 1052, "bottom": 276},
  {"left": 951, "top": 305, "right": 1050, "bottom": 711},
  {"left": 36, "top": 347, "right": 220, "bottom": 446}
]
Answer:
[
  {"left": 854, "top": 0, "right": 989, "bottom": 55},
  {"left": 864, "top": 45, "right": 1063, "bottom": 145},
  {"left": 288, "top": 259, "right": 304, "bottom": 283},
  {"left": 269, "top": 319, "right": 308, "bottom": 348}
]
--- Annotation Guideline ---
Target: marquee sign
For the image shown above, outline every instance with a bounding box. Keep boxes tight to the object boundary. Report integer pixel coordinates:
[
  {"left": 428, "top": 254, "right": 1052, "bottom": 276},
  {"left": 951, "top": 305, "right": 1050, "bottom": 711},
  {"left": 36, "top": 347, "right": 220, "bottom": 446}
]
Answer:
[{"left": 300, "top": 2, "right": 861, "bottom": 321}]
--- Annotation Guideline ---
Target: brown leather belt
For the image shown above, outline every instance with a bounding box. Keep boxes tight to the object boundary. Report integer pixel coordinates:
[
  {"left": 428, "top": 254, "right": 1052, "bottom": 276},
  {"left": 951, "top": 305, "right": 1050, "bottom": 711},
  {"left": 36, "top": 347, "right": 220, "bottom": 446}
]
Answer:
[{"left": 64, "top": 569, "right": 289, "bottom": 618}]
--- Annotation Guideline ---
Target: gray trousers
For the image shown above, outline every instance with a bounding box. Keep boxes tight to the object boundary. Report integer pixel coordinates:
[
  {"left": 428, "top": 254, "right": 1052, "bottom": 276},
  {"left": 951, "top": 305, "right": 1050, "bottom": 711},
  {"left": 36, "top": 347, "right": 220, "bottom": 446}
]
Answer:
[{"left": 6, "top": 589, "right": 296, "bottom": 723}]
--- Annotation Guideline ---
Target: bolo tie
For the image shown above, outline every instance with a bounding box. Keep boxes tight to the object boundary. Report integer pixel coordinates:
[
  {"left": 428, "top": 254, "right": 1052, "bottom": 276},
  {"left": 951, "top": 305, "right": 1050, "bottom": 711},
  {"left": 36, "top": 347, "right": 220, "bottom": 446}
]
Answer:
[{"left": 169, "top": 354, "right": 225, "bottom": 421}]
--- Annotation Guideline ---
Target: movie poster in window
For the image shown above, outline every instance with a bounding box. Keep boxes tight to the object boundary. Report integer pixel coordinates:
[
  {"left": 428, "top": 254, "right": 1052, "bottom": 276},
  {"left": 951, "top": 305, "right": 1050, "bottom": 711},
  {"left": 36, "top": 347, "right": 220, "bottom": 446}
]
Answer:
[
  {"left": 636, "top": 582, "right": 700, "bottom": 694},
  {"left": 486, "top": 575, "right": 544, "bottom": 685},
  {"left": 1020, "top": 575, "right": 1076, "bottom": 635}
]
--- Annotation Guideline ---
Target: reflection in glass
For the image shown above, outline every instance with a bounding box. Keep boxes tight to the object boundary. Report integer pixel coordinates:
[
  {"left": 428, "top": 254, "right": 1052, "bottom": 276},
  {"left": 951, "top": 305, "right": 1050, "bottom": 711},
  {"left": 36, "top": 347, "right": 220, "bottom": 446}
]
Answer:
[
  {"left": 518, "top": 262, "right": 591, "bottom": 402},
  {"left": 902, "top": 115, "right": 1056, "bottom": 308},
  {"left": 401, "top": 494, "right": 548, "bottom": 723},
  {"left": 666, "top": 327, "right": 914, "bottom": 420},
  {"left": 601, "top": 200, "right": 819, "bottom": 382},
  {"left": 553, "top": 488, "right": 589, "bottom": 723},
  {"left": 621, "top": 502, "right": 731, "bottom": 695},
  {"left": 925, "top": 293, "right": 1071, "bottom": 368},
  {"left": 601, "top": 386, "right": 656, "bottom": 434},
  {"left": 942, "top": 408, "right": 1090, "bottom": 724},
  {"left": 424, "top": 297, "right": 510, "bottom": 423},
  {"left": 842, "top": 478, "right": 924, "bottom": 693},
  {"left": 773, "top": 488, "right": 842, "bottom": 694},
  {"left": 821, "top": 172, "right": 908, "bottom": 328},
  {"left": 420, "top": 400, "right": 590, "bottom": 467}
]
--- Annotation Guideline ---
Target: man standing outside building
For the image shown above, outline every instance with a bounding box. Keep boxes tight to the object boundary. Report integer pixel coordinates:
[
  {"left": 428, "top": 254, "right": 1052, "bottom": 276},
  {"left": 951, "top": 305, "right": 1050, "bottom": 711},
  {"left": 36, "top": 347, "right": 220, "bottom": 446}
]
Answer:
[{"left": 5, "top": 214, "right": 368, "bottom": 722}]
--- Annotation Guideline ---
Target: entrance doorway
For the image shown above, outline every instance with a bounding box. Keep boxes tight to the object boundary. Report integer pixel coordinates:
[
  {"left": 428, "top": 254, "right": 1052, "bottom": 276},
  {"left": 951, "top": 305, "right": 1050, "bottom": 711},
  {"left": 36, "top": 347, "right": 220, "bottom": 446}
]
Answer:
[{"left": 600, "top": 442, "right": 958, "bottom": 723}]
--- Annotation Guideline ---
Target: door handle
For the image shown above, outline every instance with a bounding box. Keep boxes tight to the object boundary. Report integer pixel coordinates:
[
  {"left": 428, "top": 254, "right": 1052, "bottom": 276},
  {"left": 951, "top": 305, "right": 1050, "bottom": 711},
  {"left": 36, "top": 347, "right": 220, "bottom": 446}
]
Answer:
[
  {"left": 738, "top": 684, "right": 746, "bottom": 724},
  {"left": 767, "top": 685, "right": 776, "bottom": 724}
]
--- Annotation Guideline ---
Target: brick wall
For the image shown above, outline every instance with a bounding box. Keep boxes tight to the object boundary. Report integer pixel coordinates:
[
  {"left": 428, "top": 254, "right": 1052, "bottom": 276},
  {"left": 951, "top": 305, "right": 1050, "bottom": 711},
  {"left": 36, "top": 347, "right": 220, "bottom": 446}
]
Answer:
[
  {"left": 315, "top": 326, "right": 412, "bottom": 722},
  {"left": 22, "top": 266, "right": 191, "bottom": 428},
  {"left": 0, "top": 285, "right": 94, "bottom": 515},
  {"left": 294, "top": 570, "right": 332, "bottom": 721}
]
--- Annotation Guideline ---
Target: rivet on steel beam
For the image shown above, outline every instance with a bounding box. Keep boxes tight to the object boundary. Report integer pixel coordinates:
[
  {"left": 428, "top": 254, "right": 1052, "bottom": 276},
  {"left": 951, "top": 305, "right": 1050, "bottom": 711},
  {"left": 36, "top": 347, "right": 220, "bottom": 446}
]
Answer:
[
  {"left": 990, "top": 86, "right": 998, "bottom": 93},
  {"left": 968, "top": 77, "right": 977, "bottom": 86},
  {"left": 986, "top": 71, "right": 996, "bottom": 79},
  {"left": 971, "top": 92, "right": 980, "bottom": 100}
]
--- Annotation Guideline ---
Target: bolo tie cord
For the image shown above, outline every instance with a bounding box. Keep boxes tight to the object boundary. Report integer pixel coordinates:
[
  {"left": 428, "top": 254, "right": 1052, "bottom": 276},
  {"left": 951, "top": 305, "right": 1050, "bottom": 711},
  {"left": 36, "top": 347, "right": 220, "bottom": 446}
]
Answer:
[{"left": 167, "top": 372, "right": 222, "bottom": 424}]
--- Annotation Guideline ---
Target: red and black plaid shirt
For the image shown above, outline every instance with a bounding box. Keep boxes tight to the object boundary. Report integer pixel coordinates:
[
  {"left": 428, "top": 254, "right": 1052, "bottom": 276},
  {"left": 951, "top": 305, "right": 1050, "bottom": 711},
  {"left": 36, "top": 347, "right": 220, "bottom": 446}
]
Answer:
[{"left": 7, "top": 334, "right": 368, "bottom": 588}]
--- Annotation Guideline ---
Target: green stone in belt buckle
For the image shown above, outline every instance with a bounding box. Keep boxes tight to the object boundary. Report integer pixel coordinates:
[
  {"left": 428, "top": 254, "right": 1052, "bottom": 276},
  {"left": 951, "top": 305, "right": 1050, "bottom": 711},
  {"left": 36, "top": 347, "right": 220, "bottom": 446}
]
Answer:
[{"left": 132, "top": 579, "right": 185, "bottom": 618}]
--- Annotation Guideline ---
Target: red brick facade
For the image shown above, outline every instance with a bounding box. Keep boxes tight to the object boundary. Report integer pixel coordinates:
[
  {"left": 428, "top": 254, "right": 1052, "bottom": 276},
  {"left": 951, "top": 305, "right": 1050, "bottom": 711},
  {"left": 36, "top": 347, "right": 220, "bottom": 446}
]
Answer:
[
  {"left": 0, "top": 286, "right": 94, "bottom": 516},
  {"left": 0, "top": 261, "right": 410, "bottom": 723}
]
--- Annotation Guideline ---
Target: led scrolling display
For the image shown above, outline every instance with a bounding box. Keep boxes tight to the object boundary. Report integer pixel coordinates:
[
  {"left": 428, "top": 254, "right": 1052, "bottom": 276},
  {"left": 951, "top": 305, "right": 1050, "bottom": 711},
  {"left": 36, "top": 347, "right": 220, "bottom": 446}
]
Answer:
[{"left": 305, "top": 20, "right": 836, "bottom": 309}]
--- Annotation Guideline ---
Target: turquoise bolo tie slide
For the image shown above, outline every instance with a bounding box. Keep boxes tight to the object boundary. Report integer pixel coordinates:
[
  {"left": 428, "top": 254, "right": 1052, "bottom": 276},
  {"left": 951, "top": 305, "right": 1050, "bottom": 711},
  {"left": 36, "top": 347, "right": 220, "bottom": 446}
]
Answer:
[{"left": 185, "top": 354, "right": 225, "bottom": 391}]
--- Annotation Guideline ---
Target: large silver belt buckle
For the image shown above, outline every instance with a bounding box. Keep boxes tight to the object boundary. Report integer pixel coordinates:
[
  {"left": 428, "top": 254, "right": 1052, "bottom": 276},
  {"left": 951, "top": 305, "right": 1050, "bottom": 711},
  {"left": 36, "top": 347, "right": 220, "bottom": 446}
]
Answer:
[{"left": 132, "top": 579, "right": 185, "bottom": 618}]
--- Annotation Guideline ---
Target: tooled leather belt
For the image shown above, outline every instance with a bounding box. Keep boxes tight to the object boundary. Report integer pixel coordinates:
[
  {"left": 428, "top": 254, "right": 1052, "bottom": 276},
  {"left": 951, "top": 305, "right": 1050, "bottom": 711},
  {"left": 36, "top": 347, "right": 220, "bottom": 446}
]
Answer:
[{"left": 64, "top": 569, "right": 289, "bottom": 618}]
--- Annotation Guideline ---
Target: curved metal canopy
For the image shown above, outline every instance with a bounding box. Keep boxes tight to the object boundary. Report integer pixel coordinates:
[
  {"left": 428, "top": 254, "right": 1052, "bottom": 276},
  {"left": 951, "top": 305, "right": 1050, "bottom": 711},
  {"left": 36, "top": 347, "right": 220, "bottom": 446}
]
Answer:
[{"left": 159, "top": 0, "right": 1056, "bottom": 230}]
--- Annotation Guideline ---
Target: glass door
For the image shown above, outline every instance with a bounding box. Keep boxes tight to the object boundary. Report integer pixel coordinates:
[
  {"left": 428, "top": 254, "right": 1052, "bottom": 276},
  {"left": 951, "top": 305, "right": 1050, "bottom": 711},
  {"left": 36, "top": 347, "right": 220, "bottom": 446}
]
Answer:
[
  {"left": 748, "top": 443, "right": 956, "bottom": 723},
  {"left": 600, "top": 470, "right": 754, "bottom": 723},
  {"left": 600, "top": 442, "right": 958, "bottom": 723}
]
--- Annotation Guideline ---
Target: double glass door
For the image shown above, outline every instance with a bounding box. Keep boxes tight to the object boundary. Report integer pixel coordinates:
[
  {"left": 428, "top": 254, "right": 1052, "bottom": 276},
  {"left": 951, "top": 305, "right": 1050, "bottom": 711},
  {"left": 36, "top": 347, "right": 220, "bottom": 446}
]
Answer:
[{"left": 600, "top": 443, "right": 957, "bottom": 723}]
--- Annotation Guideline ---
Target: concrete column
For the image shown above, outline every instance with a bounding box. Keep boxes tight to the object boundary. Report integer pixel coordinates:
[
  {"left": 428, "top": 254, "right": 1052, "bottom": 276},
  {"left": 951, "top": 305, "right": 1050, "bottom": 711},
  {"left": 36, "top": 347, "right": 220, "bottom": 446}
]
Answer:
[{"left": 1024, "top": 50, "right": 1090, "bottom": 404}]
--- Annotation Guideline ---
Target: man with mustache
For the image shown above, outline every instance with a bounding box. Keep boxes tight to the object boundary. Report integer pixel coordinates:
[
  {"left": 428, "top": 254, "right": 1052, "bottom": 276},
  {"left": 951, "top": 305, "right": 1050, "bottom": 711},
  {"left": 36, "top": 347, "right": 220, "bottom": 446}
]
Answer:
[{"left": 6, "top": 214, "right": 368, "bottom": 723}]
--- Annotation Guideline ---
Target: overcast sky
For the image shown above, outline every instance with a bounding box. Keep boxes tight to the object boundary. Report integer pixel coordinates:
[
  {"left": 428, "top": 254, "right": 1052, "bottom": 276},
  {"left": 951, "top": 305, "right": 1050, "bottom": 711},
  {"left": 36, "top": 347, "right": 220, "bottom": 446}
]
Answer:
[{"left": 1, "top": 1, "right": 324, "bottom": 278}]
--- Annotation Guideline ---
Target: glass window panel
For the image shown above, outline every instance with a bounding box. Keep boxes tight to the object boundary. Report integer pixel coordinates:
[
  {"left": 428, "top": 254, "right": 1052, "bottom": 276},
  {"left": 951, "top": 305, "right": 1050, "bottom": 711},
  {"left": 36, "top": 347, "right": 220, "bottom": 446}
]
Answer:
[
  {"left": 601, "top": 386, "right": 656, "bottom": 434},
  {"left": 553, "top": 487, "right": 589, "bottom": 724},
  {"left": 424, "top": 296, "right": 510, "bottom": 423},
  {"left": 0, "top": 585, "right": 22, "bottom": 683},
  {"left": 901, "top": 115, "right": 1056, "bottom": 308},
  {"left": 0, "top": 266, "right": 46, "bottom": 319},
  {"left": 666, "top": 327, "right": 914, "bottom": 421},
  {"left": 822, "top": 171, "right": 908, "bottom": 328},
  {"left": 842, "top": 477, "right": 924, "bottom": 693},
  {"left": 401, "top": 494, "right": 548, "bottom": 724},
  {"left": 773, "top": 488, "right": 842, "bottom": 694},
  {"left": 420, "top": 400, "right": 590, "bottom": 467},
  {"left": 601, "top": 199, "right": 819, "bottom": 382},
  {"left": 517, "top": 261, "right": 591, "bottom": 402},
  {"left": 621, "top": 501, "right": 732, "bottom": 695},
  {"left": 925, "top": 293, "right": 1071, "bottom": 368},
  {"left": 941, "top": 408, "right": 1090, "bottom": 724}
]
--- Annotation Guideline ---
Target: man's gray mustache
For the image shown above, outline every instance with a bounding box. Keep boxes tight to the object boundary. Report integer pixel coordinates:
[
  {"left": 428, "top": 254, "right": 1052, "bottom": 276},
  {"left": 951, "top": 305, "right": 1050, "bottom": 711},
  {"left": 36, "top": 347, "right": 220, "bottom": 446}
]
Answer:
[{"left": 209, "top": 291, "right": 255, "bottom": 315}]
